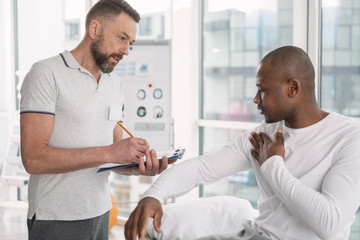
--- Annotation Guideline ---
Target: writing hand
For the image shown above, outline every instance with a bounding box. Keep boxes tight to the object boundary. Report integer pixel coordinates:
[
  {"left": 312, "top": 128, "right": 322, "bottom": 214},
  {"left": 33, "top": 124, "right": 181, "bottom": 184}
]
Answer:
[
  {"left": 249, "top": 129, "right": 285, "bottom": 166},
  {"left": 109, "top": 137, "right": 149, "bottom": 164}
]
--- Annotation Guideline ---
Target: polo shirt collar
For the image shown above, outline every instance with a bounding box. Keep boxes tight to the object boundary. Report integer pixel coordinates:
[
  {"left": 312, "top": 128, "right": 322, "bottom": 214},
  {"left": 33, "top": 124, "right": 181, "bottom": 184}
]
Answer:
[
  {"left": 60, "top": 50, "right": 110, "bottom": 79},
  {"left": 60, "top": 50, "right": 82, "bottom": 69}
]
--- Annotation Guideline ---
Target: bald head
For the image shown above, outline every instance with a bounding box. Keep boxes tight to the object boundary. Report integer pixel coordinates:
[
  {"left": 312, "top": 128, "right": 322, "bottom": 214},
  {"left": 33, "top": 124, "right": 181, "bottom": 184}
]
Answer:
[{"left": 261, "top": 46, "right": 315, "bottom": 93}]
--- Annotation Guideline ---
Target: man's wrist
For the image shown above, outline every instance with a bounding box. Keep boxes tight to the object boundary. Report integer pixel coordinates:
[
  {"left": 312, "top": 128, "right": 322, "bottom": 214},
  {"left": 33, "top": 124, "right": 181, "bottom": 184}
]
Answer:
[
  {"left": 98, "top": 145, "right": 114, "bottom": 165},
  {"left": 260, "top": 155, "right": 283, "bottom": 170}
]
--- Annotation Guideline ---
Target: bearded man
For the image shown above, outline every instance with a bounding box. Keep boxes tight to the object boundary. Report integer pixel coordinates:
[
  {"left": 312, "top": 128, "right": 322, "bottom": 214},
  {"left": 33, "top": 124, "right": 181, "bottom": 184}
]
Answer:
[{"left": 20, "top": 1, "right": 172, "bottom": 239}]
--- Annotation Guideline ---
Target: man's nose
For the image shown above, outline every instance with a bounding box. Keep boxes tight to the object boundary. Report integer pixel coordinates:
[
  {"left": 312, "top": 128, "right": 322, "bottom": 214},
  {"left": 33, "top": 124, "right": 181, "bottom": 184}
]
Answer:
[
  {"left": 253, "top": 90, "right": 261, "bottom": 104},
  {"left": 120, "top": 43, "right": 130, "bottom": 56}
]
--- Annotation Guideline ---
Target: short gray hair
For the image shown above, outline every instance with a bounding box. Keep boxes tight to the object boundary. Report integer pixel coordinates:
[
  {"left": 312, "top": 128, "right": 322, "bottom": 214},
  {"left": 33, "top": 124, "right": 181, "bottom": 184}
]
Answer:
[{"left": 86, "top": 0, "right": 140, "bottom": 29}]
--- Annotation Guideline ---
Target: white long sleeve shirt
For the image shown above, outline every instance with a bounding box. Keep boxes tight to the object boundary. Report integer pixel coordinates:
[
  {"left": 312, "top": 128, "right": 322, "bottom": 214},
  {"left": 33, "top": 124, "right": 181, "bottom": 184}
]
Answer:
[{"left": 142, "top": 113, "right": 360, "bottom": 239}]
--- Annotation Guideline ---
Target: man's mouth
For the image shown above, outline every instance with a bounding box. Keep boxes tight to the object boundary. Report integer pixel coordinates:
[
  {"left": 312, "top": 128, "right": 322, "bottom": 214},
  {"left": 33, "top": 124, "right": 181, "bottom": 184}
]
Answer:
[
  {"left": 111, "top": 54, "right": 123, "bottom": 63},
  {"left": 257, "top": 106, "right": 263, "bottom": 114}
]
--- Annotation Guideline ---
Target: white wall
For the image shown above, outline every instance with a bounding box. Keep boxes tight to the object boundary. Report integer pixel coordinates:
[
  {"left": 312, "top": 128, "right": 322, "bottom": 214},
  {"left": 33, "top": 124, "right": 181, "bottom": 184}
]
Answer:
[
  {"left": 17, "top": 0, "right": 64, "bottom": 76},
  {"left": 0, "top": 0, "right": 15, "bottom": 166}
]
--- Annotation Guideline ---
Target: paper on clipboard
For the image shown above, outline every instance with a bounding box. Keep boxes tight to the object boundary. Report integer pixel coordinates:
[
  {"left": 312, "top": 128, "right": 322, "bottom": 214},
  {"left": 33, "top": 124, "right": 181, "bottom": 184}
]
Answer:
[{"left": 97, "top": 148, "right": 185, "bottom": 173}]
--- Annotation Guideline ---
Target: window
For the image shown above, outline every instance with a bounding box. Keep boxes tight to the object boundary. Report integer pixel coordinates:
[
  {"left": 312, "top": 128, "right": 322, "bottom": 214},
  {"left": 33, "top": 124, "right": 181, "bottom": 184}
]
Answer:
[
  {"left": 320, "top": 0, "right": 360, "bottom": 117},
  {"left": 65, "top": 20, "right": 80, "bottom": 40},
  {"left": 200, "top": 0, "right": 293, "bottom": 201},
  {"left": 201, "top": 0, "right": 293, "bottom": 123},
  {"left": 127, "top": 0, "right": 168, "bottom": 40},
  {"left": 139, "top": 16, "right": 153, "bottom": 36}
]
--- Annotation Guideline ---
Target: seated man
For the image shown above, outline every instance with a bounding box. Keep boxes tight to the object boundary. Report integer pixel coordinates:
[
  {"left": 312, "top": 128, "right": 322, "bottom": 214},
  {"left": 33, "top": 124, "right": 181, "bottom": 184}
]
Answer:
[{"left": 124, "top": 46, "right": 360, "bottom": 240}]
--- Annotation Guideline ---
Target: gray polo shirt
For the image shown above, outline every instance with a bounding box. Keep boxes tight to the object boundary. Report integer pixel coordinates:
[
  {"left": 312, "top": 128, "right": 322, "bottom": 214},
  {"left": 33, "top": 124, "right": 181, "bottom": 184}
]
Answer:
[{"left": 20, "top": 50, "right": 124, "bottom": 220}]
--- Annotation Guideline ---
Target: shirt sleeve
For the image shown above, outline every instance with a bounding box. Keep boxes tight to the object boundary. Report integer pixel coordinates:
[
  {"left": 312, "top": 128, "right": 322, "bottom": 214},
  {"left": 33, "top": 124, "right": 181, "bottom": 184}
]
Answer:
[
  {"left": 142, "top": 132, "right": 254, "bottom": 204},
  {"left": 20, "top": 62, "right": 57, "bottom": 115},
  {"left": 260, "top": 133, "right": 360, "bottom": 239}
]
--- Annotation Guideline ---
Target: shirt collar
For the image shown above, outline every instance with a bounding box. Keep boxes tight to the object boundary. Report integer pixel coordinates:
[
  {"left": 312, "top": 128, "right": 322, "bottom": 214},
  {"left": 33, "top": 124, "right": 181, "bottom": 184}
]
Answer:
[
  {"left": 59, "top": 50, "right": 110, "bottom": 78},
  {"left": 59, "top": 50, "right": 83, "bottom": 69}
]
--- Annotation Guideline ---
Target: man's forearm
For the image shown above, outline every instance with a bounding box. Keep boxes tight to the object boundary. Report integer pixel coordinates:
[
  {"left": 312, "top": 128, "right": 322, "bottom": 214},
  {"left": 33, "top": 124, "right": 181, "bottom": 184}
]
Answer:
[{"left": 21, "top": 144, "right": 113, "bottom": 174}]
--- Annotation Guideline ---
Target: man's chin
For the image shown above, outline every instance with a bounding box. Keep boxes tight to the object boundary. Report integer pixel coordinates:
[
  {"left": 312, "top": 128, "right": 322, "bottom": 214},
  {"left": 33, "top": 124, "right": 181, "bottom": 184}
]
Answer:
[
  {"left": 108, "top": 62, "right": 118, "bottom": 72},
  {"left": 264, "top": 117, "right": 275, "bottom": 123},
  {"left": 101, "top": 63, "right": 116, "bottom": 73},
  {"left": 265, "top": 117, "right": 281, "bottom": 124}
]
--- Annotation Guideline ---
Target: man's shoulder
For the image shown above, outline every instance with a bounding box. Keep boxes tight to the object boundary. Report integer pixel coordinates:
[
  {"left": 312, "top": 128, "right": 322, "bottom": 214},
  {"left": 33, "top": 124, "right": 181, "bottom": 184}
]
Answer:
[
  {"left": 327, "top": 113, "right": 360, "bottom": 145},
  {"left": 31, "top": 53, "right": 64, "bottom": 71},
  {"left": 328, "top": 112, "right": 360, "bottom": 128}
]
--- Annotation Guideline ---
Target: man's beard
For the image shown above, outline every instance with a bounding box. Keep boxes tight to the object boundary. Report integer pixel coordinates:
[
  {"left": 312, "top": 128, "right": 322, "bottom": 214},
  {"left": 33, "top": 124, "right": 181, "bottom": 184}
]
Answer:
[{"left": 90, "top": 34, "right": 123, "bottom": 73}]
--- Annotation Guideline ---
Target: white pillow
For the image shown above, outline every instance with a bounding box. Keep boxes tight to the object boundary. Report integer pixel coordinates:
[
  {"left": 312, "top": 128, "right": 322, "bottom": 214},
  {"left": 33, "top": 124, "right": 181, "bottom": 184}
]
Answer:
[{"left": 146, "top": 196, "right": 258, "bottom": 240}]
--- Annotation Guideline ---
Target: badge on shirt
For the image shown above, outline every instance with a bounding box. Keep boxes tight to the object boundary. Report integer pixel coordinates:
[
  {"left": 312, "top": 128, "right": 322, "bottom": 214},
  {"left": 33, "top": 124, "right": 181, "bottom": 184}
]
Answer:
[{"left": 109, "top": 105, "right": 123, "bottom": 121}]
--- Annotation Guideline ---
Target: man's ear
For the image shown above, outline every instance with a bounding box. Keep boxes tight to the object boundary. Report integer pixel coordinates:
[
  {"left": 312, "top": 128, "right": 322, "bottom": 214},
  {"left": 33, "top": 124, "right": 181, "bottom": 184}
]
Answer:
[
  {"left": 88, "top": 20, "right": 102, "bottom": 40},
  {"left": 288, "top": 78, "right": 300, "bottom": 98}
]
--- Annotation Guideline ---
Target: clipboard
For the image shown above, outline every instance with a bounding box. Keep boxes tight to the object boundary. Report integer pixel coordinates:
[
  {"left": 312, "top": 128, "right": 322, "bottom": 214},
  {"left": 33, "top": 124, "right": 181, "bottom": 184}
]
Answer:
[{"left": 97, "top": 148, "right": 185, "bottom": 173}]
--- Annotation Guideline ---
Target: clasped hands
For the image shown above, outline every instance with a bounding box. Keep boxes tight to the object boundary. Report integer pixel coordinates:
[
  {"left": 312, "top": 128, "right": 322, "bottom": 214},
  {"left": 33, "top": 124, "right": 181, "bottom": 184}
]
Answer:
[{"left": 249, "top": 129, "right": 285, "bottom": 166}]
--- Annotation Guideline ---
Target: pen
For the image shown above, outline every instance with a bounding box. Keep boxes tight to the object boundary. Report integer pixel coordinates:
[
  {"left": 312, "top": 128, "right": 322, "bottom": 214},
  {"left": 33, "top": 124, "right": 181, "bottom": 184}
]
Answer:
[{"left": 117, "top": 121, "right": 134, "bottom": 137}]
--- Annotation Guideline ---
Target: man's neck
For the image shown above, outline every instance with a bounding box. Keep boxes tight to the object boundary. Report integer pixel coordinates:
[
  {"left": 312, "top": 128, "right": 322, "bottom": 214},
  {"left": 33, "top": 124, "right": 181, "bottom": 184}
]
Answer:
[
  {"left": 70, "top": 42, "right": 101, "bottom": 82},
  {"left": 285, "top": 108, "right": 329, "bottom": 129}
]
